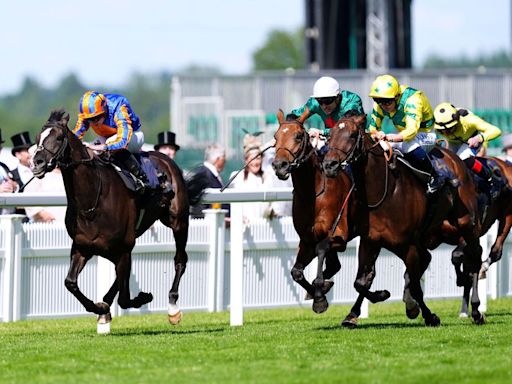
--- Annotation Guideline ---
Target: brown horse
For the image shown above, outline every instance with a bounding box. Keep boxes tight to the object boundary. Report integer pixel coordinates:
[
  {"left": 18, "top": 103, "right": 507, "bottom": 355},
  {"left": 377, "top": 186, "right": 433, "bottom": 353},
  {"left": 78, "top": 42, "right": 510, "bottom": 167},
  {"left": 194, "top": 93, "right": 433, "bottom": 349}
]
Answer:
[
  {"left": 271, "top": 110, "right": 390, "bottom": 314},
  {"left": 31, "top": 109, "right": 203, "bottom": 326},
  {"left": 323, "top": 116, "right": 485, "bottom": 326}
]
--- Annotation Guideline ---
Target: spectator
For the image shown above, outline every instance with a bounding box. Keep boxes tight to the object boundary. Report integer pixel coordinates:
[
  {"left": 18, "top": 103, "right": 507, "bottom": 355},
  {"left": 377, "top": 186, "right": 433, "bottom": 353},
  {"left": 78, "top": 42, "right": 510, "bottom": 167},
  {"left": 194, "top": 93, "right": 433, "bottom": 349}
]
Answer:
[
  {"left": 261, "top": 146, "right": 293, "bottom": 217},
  {"left": 154, "top": 131, "right": 180, "bottom": 159},
  {"left": 502, "top": 134, "right": 512, "bottom": 164},
  {"left": 11, "top": 131, "right": 34, "bottom": 187},
  {"left": 0, "top": 128, "right": 18, "bottom": 214},
  {"left": 230, "top": 134, "right": 271, "bottom": 223},
  {"left": 23, "top": 146, "right": 66, "bottom": 223},
  {"left": 187, "top": 143, "right": 229, "bottom": 219}
]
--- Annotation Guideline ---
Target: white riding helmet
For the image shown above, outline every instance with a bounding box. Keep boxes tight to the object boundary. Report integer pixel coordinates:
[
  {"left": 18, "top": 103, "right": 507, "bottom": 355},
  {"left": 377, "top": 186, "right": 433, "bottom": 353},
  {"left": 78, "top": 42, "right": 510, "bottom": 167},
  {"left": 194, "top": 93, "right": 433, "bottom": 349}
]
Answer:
[{"left": 311, "top": 76, "right": 340, "bottom": 98}]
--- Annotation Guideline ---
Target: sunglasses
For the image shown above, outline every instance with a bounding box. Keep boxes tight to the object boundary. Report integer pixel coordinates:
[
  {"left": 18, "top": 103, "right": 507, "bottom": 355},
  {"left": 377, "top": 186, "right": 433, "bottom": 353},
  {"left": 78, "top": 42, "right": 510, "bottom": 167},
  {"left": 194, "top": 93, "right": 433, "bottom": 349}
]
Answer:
[
  {"left": 316, "top": 96, "right": 337, "bottom": 106},
  {"left": 374, "top": 98, "right": 395, "bottom": 106},
  {"left": 87, "top": 114, "right": 104, "bottom": 123}
]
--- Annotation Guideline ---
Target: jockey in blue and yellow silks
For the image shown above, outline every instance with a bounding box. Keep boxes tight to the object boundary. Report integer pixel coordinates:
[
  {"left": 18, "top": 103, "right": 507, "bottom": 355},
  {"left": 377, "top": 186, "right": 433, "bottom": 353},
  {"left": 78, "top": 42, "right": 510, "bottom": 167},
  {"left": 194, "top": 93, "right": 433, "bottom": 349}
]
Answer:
[
  {"left": 73, "top": 91, "right": 148, "bottom": 191},
  {"left": 433, "top": 102, "right": 504, "bottom": 199},
  {"left": 368, "top": 74, "right": 442, "bottom": 194}
]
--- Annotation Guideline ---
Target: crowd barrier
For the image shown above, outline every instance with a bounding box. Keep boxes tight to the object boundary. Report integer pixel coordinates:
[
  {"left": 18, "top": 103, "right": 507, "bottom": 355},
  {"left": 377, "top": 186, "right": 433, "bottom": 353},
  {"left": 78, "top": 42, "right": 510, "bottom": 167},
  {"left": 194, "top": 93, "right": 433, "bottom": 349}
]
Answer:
[{"left": 0, "top": 190, "right": 510, "bottom": 325}]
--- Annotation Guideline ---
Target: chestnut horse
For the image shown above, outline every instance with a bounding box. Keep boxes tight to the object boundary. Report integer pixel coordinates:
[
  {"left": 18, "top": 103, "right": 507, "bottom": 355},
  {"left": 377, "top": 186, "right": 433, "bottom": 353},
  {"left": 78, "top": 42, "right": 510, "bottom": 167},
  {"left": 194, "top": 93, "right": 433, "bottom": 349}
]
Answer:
[
  {"left": 31, "top": 109, "right": 203, "bottom": 327},
  {"left": 271, "top": 110, "right": 390, "bottom": 314},
  {"left": 323, "top": 116, "right": 485, "bottom": 326}
]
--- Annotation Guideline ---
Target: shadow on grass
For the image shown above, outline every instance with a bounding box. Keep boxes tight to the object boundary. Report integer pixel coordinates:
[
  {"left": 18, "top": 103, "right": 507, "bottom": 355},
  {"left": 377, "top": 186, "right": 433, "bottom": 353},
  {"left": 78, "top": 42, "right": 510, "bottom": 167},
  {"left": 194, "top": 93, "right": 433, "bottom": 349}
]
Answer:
[{"left": 111, "top": 327, "right": 227, "bottom": 337}]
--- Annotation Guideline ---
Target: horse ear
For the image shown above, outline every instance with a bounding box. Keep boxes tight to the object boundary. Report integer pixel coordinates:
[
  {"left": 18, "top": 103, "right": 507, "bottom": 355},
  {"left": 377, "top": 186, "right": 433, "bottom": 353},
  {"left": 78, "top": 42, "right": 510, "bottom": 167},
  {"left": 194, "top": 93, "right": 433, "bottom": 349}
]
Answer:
[
  {"left": 62, "top": 112, "right": 70, "bottom": 125},
  {"left": 297, "top": 108, "right": 310, "bottom": 124},
  {"left": 277, "top": 109, "right": 285, "bottom": 124},
  {"left": 354, "top": 114, "right": 367, "bottom": 129}
]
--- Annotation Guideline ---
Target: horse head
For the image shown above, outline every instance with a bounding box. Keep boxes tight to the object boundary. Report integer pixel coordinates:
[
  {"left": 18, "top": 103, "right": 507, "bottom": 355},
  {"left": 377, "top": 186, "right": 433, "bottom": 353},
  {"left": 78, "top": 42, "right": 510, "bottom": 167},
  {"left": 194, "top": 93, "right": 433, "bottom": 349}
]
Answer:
[
  {"left": 32, "top": 109, "right": 72, "bottom": 178},
  {"left": 323, "top": 114, "right": 367, "bottom": 178},
  {"left": 272, "top": 108, "right": 312, "bottom": 180}
]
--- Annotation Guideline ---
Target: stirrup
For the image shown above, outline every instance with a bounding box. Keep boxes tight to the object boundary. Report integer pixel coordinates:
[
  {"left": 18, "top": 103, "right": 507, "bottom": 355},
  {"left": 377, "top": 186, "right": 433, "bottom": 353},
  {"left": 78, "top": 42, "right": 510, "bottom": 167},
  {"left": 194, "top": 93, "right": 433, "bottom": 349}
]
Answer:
[{"left": 427, "top": 176, "right": 443, "bottom": 194}]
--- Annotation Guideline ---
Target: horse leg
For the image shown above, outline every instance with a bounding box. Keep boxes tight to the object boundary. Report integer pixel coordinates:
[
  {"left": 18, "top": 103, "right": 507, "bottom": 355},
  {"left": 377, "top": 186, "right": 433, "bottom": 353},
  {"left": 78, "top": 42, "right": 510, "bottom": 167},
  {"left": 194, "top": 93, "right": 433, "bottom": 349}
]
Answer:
[
  {"left": 167, "top": 223, "right": 189, "bottom": 325},
  {"left": 451, "top": 240, "right": 468, "bottom": 287},
  {"left": 312, "top": 238, "right": 330, "bottom": 314},
  {"left": 405, "top": 245, "right": 441, "bottom": 327},
  {"left": 291, "top": 241, "right": 316, "bottom": 300},
  {"left": 102, "top": 278, "right": 119, "bottom": 306},
  {"left": 480, "top": 216, "right": 512, "bottom": 278},
  {"left": 353, "top": 240, "right": 390, "bottom": 303},
  {"left": 403, "top": 271, "right": 420, "bottom": 319},
  {"left": 64, "top": 245, "right": 110, "bottom": 315},
  {"left": 462, "top": 242, "right": 485, "bottom": 325},
  {"left": 305, "top": 247, "right": 338, "bottom": 301},
  {"left": 116, "top": 252, "right": 153, "bottom": 310},
  {"left": 341, "top": 294, "right": 365, "bottom": 329},
  {"left": 459, "top": 285, "right": 470, "bottom": 318}
]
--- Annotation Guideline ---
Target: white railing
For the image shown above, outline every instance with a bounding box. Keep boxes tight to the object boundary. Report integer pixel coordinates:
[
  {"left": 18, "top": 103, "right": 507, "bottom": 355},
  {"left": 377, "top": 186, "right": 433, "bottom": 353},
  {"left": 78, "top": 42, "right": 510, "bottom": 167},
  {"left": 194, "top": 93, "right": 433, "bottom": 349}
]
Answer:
[{"left": 0, "top": 190, "right": 509, "bottom": 326}]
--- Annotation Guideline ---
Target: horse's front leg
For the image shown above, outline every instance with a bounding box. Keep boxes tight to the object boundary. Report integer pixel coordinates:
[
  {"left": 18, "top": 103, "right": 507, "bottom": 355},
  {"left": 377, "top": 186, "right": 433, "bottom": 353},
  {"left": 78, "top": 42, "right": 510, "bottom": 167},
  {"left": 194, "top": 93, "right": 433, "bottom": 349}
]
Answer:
[
  {"left": 312, "top": 238, "right": 330, "bottom": 313},
  {"left": 64, "top": 244, "right": 109, "bottom": 315},
  {"left": 167, "top": 224, "right": 189, "bottom": 325},
  {"left": 291, "top": 241, "right": 316, "bottom": 299},
  {"left": 116, "top": 252, "right": 153, "bottom": 310},
  {"left": 353, "top": 240, "right": 389, "bottom": 303}
]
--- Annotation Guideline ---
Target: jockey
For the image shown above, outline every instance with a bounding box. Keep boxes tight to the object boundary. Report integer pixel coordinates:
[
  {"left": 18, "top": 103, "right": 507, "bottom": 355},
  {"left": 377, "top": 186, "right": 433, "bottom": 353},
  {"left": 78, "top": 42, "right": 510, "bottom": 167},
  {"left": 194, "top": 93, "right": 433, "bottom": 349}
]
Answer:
[
  {"left": 73, "top": 91, "right": 148, "bottom": 192},
  {"left": 433, "top": 102, "right": 503, "bottom": 199},
  {"left": 288, "top": 76, "right": 365, "bottom": 155},
  {"left": 368, "top": 74, "right": 442, "bottom": 194}
]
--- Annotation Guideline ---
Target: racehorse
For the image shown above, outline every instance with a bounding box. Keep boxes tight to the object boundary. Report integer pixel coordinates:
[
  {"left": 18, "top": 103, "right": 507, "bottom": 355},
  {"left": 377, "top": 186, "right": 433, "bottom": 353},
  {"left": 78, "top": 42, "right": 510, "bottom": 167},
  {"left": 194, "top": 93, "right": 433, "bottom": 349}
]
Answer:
[
  {"left": 323, "top": 116, "right": 485, "bottom": 326},
  {"left": 455, "top": 157, "right": 512, "bottom": 315},
  {"left": 31, "top": 109, "right": 203, "bottom": 327},
  {"left": 271, "top": 110, "right": 390, "bottom": 314}
]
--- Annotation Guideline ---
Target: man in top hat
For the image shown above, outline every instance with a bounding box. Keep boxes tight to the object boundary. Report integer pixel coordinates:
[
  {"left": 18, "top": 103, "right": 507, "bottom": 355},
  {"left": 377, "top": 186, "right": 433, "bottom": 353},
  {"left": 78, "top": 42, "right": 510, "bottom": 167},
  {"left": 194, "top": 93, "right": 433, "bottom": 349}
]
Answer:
[
  {"left": 11, "top": 131, "right": 34, "bottom": 187},
  {"left": 0, "top": 128, "right": 18, "bottom": 213},
  {"left": 502, "top": 133, "right": 512, "bottom": 164},
  {"left": 154, "top": 131, "right": 180, "bottom": 159}
]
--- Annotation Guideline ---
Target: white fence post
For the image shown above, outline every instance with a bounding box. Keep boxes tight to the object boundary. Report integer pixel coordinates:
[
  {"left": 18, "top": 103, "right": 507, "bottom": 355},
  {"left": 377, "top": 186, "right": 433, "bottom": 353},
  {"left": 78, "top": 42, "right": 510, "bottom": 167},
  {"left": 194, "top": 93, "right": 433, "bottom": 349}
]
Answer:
[
  {"left": 97, "top": 256, "right": 118, "bottom": 317},
  {"left": 203, "top": 209, "right": 227, "bottom": 312},
  {"left": 230, "top": 203, "right": 244, "bottom": 326},
  {"left": 1, "top": 215, "right": 24, "bottom": 322}
]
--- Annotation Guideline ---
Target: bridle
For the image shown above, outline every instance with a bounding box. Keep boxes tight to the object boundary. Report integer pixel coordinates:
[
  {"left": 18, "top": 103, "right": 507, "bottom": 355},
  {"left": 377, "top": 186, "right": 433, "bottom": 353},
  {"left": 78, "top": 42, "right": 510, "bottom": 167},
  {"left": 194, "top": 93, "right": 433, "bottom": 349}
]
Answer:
[{"left": 274, "top": 120, "right": 316, "bottom": 171}]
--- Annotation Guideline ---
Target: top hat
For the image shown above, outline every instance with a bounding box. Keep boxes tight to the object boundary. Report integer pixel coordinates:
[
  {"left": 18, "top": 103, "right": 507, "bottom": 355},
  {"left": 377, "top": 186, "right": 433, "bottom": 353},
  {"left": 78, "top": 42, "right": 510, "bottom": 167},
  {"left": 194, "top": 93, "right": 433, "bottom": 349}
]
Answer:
[
  {"left": 154, "top": 131, "right": 180, "bottom": 151},
  {"left": 502, "top": 134, "right": 512, "bottom": 151},
  {"left": 11, "top": 131, "right": 34, "bottom": 156}
]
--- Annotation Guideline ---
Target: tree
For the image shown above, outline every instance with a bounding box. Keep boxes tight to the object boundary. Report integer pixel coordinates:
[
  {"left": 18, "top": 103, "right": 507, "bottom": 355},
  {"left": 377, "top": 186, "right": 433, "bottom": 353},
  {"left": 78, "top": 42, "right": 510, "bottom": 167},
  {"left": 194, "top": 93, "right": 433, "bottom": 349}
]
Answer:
[
  {"left": 252, "top": 28, "right": 305, "bottom": 71},
  {"left": 423, "top": 50, "right": 512, "bottom": 69}
]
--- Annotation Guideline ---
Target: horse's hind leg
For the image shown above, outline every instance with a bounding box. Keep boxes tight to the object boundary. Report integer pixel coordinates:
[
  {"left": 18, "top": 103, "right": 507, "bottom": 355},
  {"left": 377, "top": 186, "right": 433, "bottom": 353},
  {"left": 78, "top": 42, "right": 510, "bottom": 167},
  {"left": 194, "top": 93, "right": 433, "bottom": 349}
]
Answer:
[
  {"left": 403, "top": 271, "right": 420, "bottom": 319},
  {"left": 64, "top": 245, "right": 109, "bottom": 315},
  {"left": 462, "top": 242, "right": 485, "bottom": 324},
  {"left": 102, "top": 278, "right": 118, "bottom": 306},
  {"left": 116, "top": 252, "right": 153, "bottom": 310},
  {"left": 168, "top": 222, "right": 189, "bottom": 325},
  {"left": 353, "top": 240, "right": 390, "bottom": 303},
  {"left": 459, "top": 285, "right": 470, "bottom": 318},
  {"left": 312, "top": 238, "right": 330, "bottom": 314},
  {"left": 480, "top": 215, "right": 512, "bottom": 278}
]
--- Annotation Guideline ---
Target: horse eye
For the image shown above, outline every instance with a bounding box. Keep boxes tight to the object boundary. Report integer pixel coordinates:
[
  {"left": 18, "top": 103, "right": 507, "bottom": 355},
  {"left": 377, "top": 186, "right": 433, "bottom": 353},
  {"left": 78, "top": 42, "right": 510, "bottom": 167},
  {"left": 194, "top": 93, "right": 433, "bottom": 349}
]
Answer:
[
  {"left": 350, "top": 130, "right": 359, "bottom": 139},
  {"left": 295, "top": 132, "right": 304, "bottom": 141}
]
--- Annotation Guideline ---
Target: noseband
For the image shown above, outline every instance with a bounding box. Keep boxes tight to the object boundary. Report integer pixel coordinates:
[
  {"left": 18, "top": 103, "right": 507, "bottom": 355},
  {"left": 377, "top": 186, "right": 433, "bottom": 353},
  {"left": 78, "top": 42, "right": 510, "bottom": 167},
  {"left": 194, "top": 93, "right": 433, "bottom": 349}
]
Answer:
[
  {"left": 35, "top": 128, "right": 69, "bottom": 170},
  {"left": 329, "top": 126, "right": 365, "bottom": 167},
  {"left": 274, "top": 121, "right": 316, "bottom": 170}
]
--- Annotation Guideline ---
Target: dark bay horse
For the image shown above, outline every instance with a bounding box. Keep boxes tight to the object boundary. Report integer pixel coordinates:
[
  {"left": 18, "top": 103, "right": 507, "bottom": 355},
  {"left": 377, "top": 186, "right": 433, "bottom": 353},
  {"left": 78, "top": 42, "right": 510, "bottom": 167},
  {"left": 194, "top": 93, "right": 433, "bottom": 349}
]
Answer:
[
  {"left": 323, "top": 116, "right": 485, "bottom": 326},
  {"left": 31, "top": 109, "right": 202, "bottom": 327},
  {"left": 271, "top": 110, "right": 390, "bottom": 314}
]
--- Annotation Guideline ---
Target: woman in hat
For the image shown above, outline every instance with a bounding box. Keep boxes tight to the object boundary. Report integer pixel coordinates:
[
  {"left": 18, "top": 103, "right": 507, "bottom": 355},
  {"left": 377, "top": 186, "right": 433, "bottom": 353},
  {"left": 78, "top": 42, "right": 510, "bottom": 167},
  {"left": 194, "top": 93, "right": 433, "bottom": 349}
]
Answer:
[
  {"left": 154, "top": 131, "right": 180, "bottom": 159},
  {"left": 502, "top": 133, "right": 512, "bottom": 164}
]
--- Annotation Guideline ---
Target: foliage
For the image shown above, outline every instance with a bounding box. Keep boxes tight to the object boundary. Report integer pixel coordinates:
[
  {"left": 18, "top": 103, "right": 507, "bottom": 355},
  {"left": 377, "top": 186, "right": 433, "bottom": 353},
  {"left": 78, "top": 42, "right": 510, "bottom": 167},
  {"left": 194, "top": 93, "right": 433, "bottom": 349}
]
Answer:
[
  {"left": 423, "top": 50, "right": 512, "bottom": 69},
  {"left": 252, "top": 28, "right": 305, "bottom": 71},
  {"left": 0, "top": 298, "right": 511, "bottom": 383}
]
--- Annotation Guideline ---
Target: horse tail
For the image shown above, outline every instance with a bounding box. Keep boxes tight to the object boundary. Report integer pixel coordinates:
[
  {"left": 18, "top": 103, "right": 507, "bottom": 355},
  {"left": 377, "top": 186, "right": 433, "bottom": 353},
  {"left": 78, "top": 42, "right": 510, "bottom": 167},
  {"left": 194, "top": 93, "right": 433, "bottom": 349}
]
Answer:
[{"left": 184, "top": 168, "right": 210, "bottom": 205}]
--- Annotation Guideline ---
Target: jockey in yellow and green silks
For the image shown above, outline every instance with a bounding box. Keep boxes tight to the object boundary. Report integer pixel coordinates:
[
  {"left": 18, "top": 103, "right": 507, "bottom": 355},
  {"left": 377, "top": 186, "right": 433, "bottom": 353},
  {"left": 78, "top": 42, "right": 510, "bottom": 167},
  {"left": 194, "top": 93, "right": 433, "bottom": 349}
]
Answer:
[
  {"left": 368, "top": 74, "right": 442, "bottom": 194},
  {"left": 288, "top": 76, "right": 365, "bottom": 156},
  {"left": 433, "top": 102, "right": 503, "bottom": 199},
  {"left": 73, "top": 91, "right": 149, "bottom": 191}
]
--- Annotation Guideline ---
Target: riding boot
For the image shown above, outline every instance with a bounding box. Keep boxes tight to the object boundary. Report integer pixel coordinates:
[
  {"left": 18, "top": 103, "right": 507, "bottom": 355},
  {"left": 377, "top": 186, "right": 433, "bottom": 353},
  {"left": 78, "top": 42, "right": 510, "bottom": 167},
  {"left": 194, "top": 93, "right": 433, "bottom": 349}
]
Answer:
[
  {"left": 465, "top": 157, "right": 503, "bottom": 200},
  {"left": 117, "top": 152, "right": 149, "bottom": 193},
  {"left": 404, "top": 147, "right": 444, "bottom": 194}
]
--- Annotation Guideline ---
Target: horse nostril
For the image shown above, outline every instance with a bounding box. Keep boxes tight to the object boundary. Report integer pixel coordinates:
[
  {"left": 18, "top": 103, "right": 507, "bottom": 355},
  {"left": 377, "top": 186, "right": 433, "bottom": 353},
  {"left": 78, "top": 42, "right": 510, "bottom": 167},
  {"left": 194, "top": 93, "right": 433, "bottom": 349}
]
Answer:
[{"left": 272, "top": 160, "right": 289, "bottom": 171}]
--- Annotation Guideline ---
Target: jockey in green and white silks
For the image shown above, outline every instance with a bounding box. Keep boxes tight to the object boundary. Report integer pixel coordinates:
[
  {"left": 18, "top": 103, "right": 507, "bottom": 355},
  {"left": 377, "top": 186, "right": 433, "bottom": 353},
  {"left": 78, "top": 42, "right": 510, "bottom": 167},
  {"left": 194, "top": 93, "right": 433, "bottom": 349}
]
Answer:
[{"left": 368, "top": 74, "right": 441, "bottom": 194}]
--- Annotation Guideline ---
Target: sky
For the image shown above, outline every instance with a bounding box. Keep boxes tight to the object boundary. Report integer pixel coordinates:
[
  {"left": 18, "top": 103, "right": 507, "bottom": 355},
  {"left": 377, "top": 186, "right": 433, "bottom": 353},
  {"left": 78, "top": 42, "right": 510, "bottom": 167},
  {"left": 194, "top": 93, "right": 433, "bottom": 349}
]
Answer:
[{"left": 0, "top": 0, "right": 510, "bottom": 96}]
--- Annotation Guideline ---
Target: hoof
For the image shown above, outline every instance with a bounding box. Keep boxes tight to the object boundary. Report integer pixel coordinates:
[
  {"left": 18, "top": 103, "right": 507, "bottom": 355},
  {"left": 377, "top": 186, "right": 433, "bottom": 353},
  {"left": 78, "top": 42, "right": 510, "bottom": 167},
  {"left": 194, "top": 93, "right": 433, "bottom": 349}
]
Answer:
[
  {"left": 406, "top": 303, "right": 420, "bottom": 319},
  {"left": 312, "top": 297, "right": 329, "bottom": 314},
  {"left": 168, "top": 311, "right": 183, "bottom": 325},
  {"left": 478, "top": 269, "right": 487, "bottom": 280},
  {"left": 472, "top": 313, "right": 486, "bottom": 325},
  {"left": 459, "top": 312, "right": 469, "bottom": 318},
  {"left": 341, "top": 313, "right": 358, "bottom": 329},
  {"left": 96, "top": 301, "right": 111, "bottom": 315},
  {"left": 425, "top": 313, "right": 441, "bottom": 327},
  {"left": 305, "top": 280, "right": 334, "bottom": 301},
  {"left": 97, "top": 312, "right": 112, "bottom": 334}
]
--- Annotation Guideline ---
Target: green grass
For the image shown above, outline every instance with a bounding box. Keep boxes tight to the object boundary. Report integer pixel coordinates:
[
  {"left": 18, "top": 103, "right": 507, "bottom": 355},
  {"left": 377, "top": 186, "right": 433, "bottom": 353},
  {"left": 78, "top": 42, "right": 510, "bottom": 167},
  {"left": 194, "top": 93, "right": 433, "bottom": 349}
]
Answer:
[{"left": 1, "top": 298, "right": 512, "bottom": 384}]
